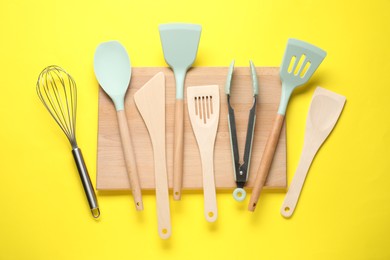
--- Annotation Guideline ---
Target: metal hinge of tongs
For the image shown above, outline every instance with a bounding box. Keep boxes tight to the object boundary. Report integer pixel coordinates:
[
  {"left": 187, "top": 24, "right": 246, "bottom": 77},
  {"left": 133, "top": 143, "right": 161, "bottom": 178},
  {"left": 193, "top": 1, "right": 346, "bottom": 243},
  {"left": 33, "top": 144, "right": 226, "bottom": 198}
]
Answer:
[{"left": 225, "top": 60, "right": 259, "bottom": 202}]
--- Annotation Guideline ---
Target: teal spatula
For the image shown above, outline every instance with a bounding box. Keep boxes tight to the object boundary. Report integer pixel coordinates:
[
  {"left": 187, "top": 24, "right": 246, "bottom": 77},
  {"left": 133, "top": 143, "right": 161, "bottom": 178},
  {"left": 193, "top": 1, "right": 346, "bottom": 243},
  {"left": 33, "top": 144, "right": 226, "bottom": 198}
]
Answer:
[
  {"left": 94, "top": 41, "right": 143, "bottom": 211},
  {"left": 159, "top": 23, "right": 202, "bottom": 201},
  {"left": 248, "top": 39, "right": 327, "bottom": 211}
]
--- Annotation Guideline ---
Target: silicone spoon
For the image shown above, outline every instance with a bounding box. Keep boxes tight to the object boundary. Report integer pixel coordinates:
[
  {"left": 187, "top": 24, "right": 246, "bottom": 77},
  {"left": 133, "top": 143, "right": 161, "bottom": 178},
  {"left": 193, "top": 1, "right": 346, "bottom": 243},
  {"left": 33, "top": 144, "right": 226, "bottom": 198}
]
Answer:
[{"left": 94, "top": 41, "right": 143, "bottom": 210}]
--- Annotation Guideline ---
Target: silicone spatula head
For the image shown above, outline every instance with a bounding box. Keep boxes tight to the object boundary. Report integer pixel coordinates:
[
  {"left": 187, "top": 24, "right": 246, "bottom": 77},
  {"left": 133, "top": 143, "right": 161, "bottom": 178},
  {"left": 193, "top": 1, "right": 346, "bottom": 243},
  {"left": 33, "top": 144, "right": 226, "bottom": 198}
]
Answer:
[
  {"left": 94, "top": 41, "right": 131, "bottom": 111},
  {"left": 278, "top": 39, "right": 327, "bottom": 115},
  {"left": 159, "top": 23, "right": 201, "bottom": 99}
]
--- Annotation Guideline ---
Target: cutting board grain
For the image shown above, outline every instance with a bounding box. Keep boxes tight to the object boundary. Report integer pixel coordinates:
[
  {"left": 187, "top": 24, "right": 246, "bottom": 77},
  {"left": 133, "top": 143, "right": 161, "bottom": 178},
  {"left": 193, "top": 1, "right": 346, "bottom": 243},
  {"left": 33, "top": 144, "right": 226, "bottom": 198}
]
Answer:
[{"left": 96, "top": 67, "right": 286, "bottom": 191}]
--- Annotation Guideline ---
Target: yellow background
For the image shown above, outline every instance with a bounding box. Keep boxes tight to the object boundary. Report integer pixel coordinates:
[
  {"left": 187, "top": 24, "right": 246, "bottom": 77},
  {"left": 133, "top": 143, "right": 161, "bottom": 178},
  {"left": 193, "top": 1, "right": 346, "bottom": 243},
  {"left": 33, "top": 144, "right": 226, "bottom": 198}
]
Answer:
[{"left": 1, "top": 0, "right": 389, "bottom": 259}]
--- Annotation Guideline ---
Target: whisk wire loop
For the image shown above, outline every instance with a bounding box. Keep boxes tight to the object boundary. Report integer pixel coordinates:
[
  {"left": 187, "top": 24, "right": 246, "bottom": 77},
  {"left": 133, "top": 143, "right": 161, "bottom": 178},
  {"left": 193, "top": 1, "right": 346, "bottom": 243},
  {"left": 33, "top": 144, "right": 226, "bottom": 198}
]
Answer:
[{"left": 36, "top": 65, "right": 78, "bottom": 148}]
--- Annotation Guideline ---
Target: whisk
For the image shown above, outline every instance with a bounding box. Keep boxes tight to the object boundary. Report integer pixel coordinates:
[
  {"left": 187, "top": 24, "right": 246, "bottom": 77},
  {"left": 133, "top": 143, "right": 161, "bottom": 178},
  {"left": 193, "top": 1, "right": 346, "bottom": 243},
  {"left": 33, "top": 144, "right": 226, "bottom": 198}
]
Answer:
[{"left": 36, "top": 65, "right": 100, "bottom": 218}]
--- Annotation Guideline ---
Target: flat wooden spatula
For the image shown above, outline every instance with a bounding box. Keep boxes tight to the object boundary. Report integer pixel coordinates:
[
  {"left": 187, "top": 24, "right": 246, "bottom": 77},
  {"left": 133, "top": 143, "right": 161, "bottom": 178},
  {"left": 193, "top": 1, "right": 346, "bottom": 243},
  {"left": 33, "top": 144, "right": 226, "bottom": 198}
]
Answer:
[
  {"left": 281, "top": 87, "right": 346, "bottom": 218},
  {"left": 134, "top": 72, "right": 171, "bottom": 239},
  {"left": 187, "top": 85, "right": 220, "bottom": 222}
]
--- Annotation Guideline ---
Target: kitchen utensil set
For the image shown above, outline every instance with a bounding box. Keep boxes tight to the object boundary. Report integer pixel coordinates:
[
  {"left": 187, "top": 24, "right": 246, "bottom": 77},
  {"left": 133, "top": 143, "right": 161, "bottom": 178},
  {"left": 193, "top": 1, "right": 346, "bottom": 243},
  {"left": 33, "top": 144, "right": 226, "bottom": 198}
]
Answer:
[{"left": 36, "top": 22, "right": 345, "bottom": 238}]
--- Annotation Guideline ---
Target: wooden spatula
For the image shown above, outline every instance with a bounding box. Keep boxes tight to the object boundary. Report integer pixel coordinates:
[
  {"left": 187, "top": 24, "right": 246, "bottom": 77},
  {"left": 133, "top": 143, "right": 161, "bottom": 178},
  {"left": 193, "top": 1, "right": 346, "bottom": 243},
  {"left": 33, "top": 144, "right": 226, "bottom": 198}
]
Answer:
[
  {"left": 187, "top": 85, "right": 220, "bottom": 222},
  {"left": 134, "top": 72, "right": 171, "bottom": 239},
  {"left": 281, "top": 87, "right": 346, "bottom": 218}
]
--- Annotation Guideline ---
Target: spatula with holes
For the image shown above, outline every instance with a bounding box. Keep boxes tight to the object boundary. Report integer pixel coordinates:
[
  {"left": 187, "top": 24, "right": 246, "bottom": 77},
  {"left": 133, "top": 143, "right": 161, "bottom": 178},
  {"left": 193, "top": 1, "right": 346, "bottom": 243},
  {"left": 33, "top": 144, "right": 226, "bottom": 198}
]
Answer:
[
  {"left": 187, "top": 85, "right": 220, "bottom": 222},
  {"left": 248, "top": 39, "right": 327, "bottom": 212}
]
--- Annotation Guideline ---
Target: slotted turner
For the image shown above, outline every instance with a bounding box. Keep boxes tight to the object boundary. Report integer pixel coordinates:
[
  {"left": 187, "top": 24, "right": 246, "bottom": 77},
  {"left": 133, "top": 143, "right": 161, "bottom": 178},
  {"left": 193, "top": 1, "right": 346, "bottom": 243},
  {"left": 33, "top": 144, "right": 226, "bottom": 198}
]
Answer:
[
  {"left": 249, "top": 39, "right": 327, "bottom": 211},
  {"left": 187, "top": 85, "right": 220, "bottom": 222},
  {"left": 281, "top": 87, "right": 346, "bottom": 218}
]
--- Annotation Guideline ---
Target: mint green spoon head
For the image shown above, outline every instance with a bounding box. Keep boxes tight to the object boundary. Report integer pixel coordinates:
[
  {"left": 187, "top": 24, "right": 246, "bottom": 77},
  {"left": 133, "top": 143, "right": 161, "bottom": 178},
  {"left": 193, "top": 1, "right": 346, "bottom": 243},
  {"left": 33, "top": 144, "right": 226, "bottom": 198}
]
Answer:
[
  {"left": 94, "top": 41, "right": 131, "bottom": 111},
  {"left": 278, "top": 39, "right": 327, "bottom": 115}
]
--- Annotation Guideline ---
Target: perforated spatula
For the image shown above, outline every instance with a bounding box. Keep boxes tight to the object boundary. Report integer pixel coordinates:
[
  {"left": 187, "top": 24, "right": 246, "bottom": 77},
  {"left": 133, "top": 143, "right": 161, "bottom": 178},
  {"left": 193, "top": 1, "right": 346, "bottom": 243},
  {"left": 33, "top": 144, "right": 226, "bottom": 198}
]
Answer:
[
  {"left": 281, "top": 87, "right": 346, "bottom": 218},
  {"left": 249, "top": 39, "right": 327, "bottom": 212},
  {"left": 94, "top": 41, "right": 143, "bottom": 211},
  {"left": 159, "top": 23, "right": 202, "bottom": 201},
  {"left": 187, "top": 85, "right": 220, "bottom": 222}
]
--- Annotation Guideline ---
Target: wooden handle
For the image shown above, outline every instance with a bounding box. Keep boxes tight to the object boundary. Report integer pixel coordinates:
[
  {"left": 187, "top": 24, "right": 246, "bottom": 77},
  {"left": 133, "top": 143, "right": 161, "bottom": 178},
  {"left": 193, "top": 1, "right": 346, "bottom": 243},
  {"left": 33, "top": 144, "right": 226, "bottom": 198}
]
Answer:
[
  {"left": 200, "top": 146, "right": 217, "bottom": 222},
  {"left": 248, "top": 113, "right": 285, "bottom": 211},
  {"left": 173, "top": 99, "right": 184, "bottom": 200},
  {"left": 280, "top": 148, "right": 316, "bottom": 218},
  {"left": 117, "top": 110, "right": 143, "bottom": 211},
  {"left": 153, "top": 144, "right": 171, "bottom": 239}
]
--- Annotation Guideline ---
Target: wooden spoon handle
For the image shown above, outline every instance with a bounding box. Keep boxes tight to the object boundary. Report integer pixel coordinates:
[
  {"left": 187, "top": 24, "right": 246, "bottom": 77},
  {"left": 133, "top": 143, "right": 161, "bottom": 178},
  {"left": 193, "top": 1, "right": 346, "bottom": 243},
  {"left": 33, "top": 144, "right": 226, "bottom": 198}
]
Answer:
[
  {"left": 117, "top": 110, "right": 143, "bottom": 211},
  {"left": 173, "top": 99, "right": 184, "bottom": 200},
  {"left": 280, "top": 148, "right": 315, "bottom": 218},
  {"left": 248, "top": 113, "right": 285, "bottom": 211},
  {"left": 153, "top": 147, "right": 171, "bottom": 239},
  {"left": 200, "top": 148, "right": 218, "bottom": 222}
]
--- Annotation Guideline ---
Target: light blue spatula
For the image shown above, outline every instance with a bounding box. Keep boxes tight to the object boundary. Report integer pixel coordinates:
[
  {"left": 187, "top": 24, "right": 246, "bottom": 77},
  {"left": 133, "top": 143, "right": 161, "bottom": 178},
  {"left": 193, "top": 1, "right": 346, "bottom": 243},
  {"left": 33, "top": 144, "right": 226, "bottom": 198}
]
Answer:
[{"left": 159, "top": 23, "right": 202, "bottom": 201}]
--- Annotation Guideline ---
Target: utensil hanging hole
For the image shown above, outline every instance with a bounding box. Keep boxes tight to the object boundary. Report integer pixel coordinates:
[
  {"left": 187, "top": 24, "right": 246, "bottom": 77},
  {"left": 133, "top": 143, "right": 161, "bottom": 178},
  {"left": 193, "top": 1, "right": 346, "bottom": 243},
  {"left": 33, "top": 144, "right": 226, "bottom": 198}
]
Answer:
[
  {"left": 162, "top": 228, "right": 168, "bottom": 234},
  {"left": 300, "top": 61, "right": 311, "bottom": 78},
  {"left": 136, "top": 202, "right": 140, "bottom": 207},
  {"left": 208, "top": 211, "right": 214, "bottom": 218},
  {"left": 288, "top": 56, "right": 296, "bottom": 73},
  {"left": 91, "top": 208, "right": 100, "bottom": 218},
  {"left": 294, "top": 54, "right": 306, "bottom": 75},
  {"left": 284, "top": 207, "right": 290, "bottom": 212}
]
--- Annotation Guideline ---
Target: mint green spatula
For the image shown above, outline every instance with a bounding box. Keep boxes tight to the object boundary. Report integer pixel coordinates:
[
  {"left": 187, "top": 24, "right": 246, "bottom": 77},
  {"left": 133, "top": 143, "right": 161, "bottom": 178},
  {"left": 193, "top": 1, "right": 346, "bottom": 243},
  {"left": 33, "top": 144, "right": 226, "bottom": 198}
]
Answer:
[
  {"left": 249, "top": 39, "right": 327, "bottom": 212},
  {"left": 94, "top": 41, "right": 143, "bottom": 211},
  {"left": 159, "top": 23, "right": 202, "bottom": 201}
]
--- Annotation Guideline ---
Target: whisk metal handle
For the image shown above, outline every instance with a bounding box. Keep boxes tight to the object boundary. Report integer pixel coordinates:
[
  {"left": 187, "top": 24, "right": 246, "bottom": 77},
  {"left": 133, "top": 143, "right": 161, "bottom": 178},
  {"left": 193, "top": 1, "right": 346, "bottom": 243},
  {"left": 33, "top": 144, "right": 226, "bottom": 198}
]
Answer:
[{"left": 72, "top": 147, "right": 100, "bottom": 218}]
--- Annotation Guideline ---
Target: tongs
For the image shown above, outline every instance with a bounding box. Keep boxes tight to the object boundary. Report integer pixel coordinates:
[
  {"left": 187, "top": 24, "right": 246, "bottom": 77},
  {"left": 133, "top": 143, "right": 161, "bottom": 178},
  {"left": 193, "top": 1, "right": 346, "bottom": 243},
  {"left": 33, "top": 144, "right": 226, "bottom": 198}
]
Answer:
[{"left": 225, "top": 60, "right": 259, "bottom": 201}]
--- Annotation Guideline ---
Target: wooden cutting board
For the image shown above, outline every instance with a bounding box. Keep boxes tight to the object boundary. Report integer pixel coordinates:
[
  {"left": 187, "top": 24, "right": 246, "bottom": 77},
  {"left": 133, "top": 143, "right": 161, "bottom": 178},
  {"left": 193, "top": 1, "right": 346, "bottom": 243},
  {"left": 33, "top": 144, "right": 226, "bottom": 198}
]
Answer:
[{"left": 96, "top": 67, "right": 286, "bottom": 191}]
